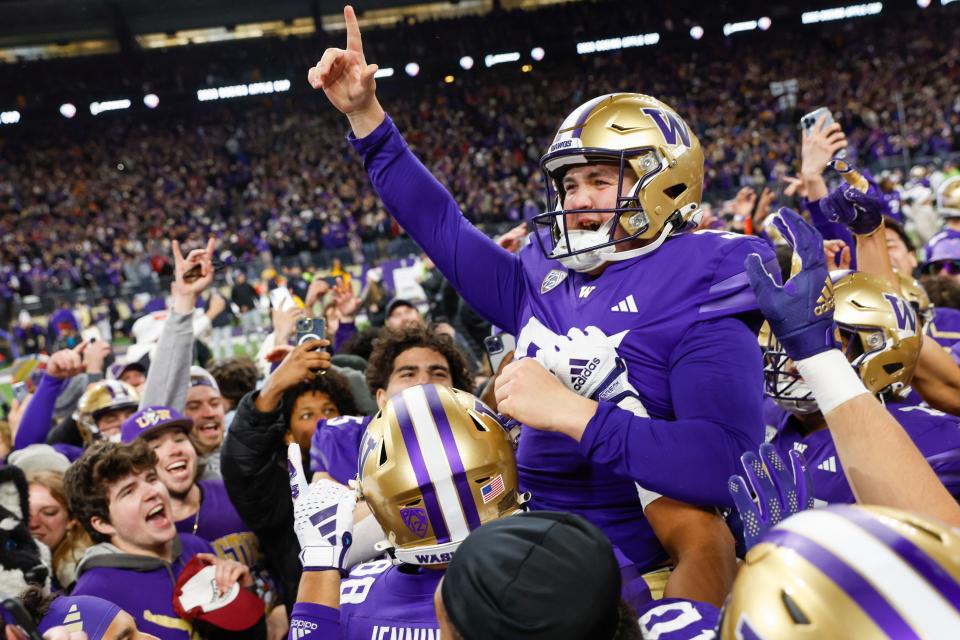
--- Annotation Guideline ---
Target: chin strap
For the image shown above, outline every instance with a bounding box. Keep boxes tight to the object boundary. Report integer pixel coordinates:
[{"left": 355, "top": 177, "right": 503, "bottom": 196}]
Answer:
[{"left": 599, "top": 203, "right": 699, "bottom": 264}]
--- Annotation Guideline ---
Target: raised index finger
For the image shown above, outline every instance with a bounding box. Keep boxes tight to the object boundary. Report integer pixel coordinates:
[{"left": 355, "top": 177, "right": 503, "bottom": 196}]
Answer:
[{"left": 344, "top": 5, "right": 365, "bottom": 57}]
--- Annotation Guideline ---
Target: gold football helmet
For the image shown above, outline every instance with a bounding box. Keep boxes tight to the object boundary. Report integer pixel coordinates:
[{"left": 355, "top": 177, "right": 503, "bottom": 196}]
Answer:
[
  {"left": 937, "top": 175, "right": 960, "bottom": 218},
  {"left": 833, "top": 271, "right": 922, "bottom": 395},
  {"left": 720, "top": 505, "right": 960, "bottom": 638},
  {"left": 762, "top": 271, "right": 922, "bottom": 412},
  {"left": 358, "top": 384, "right": 522, "bottom": 566},
  {"left": 534, "top": 93, "right": 705, "bottom": 272},
  {"left": 896, "top": 269, "right": 933, "bottom": 329},
  {"left": 75, "top": 380, "right": 140, "bottom": 444}
]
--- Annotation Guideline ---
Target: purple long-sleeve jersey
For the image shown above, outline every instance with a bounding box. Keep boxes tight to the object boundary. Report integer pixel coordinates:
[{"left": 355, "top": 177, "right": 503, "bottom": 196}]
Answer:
[
  {"left": 926, "top": 307, "right": 960, "bottom": 351},
  {"left": 349, "top": 116, "right": 774, "bottom": 567},
  {"left": 770, "top": 400, "right": 960, "bottom": 504},
  {"left": 309, "top": 415, "right": 372, "bottom": 484}
]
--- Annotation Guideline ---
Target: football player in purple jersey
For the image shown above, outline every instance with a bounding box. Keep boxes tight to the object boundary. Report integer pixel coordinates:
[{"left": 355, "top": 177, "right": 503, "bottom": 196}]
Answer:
[
  {"left": 309, "top": 325, "right": 472, "bottom": 485},
  {"left": 308, "top": 5, "right": 776, "bottom": 604}
]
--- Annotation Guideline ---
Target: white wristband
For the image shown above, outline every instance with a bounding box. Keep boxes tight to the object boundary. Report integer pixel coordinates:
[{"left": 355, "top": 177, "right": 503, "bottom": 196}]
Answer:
[{"left": 795, "top": 349, "right": 871, "bottom": 415}]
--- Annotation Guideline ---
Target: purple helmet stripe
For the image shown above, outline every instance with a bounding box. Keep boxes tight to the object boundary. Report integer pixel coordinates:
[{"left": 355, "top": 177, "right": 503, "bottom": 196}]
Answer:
[
  {"left": 834, "top": 506, "right": 960, "bottom": 609},
  {"left": 570, "top": 94, "right": 611, "bottom": 139},
  {"left": 104, "top": 382, "right": 118, "bottom": 399},
  {"left": 763, "top": 529, "right": 919, "bottom": 638},
  {"left": 391, "top": 395, "right": 451, "bottom": 544},
  {"left": 424, "top": 385, "right": 482, "bottom": 531}
]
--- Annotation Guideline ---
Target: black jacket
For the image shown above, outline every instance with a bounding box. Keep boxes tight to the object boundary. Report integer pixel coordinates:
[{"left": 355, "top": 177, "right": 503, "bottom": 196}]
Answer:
[{"left": 221, "top": 391, "right": 302, "bottom": 612}]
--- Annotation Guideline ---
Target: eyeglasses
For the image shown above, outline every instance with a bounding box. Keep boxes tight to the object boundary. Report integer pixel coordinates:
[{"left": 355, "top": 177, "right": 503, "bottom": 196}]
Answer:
[{"left": 920, "top": 260, "right": 960, "bottom": 276}]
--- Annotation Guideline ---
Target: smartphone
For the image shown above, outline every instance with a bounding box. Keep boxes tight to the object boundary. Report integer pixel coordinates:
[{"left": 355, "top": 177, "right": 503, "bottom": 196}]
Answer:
[
  {"left": 2, "top": 596, "right": 44, "bottom": 640},
  {"left": 11, "top": 382, "right": 28, "bottom": 403},
  {"left": 269, "top": 287, "right": 296, "bottom": 312},
  {"left": 296, "top": 317, "right": 327, "bottom": 347},
  {"left": 484, "top": 333, "right": 517, "bottom": 373},
  {"left": 800, "top": 107, "right": 846, "bottom": 159}
]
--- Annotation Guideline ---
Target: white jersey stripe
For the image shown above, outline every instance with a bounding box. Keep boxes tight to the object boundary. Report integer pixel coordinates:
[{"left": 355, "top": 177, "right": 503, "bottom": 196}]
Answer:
[
  {"left": 778, "top": 510, "right": 960, "bottom": 635},
  {"left": 404, "top": 387, "right": 471, "bottom": 541}
]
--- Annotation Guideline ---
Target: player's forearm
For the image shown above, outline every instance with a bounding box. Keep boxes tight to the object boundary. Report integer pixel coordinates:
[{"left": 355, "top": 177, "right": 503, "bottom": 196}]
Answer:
[
  {"left": 579, "top": 404, "right": 754, "bottom": 506},
  {"left": 854, "top": 221, "right": 898, "bottom": 289},
  {"left": 350, "top": 115, "right": 523, "bottom": 332},
  {"left": 912, "top": 339, "right": 960, "bottom": 415},
  {"left": 801, "top": 173, "right": 829, "bottom": 202},
  {"left": 797, "top": 349, "right": 960, "bottom": 525},
  {"left": 826, "top": 394, "right": 960, "bottom": 526},
  {"left": 288, "top": 600, "right": 341, "bottom": 639}
]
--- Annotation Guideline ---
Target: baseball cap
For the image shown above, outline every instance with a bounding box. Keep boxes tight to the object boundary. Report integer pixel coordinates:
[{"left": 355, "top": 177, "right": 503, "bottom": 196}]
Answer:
[
  {"left": 107, "top": 361, "right": 147, "bottom": 381},
  {"left": 190, "top": 366, "right": 221, "bottom": 395},
  {"left": 385, "top": 298, "right": 417, "bottom": 318},
  {"left": 173, "top": 556, "right": 264, "bottom": 631},
  {"left": 7, "top": 444, "right": 71, "bottom": 474},
  {"left": 926, "top": 237, "right": 960, "bottom": 264},
  {"left": 37, "top": 595, "right": 121, "bottom": 639},
  {"left": 120, "top": 406, "right": 194, "bottom": 443},
  {"left": 441, "top": 511, "right": 621, "bottom": 640}
]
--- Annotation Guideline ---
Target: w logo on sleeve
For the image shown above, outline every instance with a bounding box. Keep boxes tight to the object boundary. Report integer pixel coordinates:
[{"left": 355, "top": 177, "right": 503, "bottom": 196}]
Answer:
[
  {"left": 641, "top": 108, "right": 691, "bottom": 148},
  {"left": 883, "top": 294, "right": 918, "bottom": 334}
]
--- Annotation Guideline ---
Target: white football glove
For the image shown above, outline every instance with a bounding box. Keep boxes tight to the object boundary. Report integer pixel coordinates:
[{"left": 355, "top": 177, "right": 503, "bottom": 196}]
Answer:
[
  {"left": 537, "top": 327, "right": 648, "bottom": 417},
  {"left": 287, "top": 443, "right": 357, "bottom": 574}
]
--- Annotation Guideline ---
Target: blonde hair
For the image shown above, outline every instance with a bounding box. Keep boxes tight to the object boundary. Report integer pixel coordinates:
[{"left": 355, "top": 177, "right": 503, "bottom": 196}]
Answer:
[{"left": 27, "top": 470, "right": 92, "bottom": 589}]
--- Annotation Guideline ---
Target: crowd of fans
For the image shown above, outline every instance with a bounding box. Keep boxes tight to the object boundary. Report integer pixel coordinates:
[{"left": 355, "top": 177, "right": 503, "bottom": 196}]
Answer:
[
  {"left": 2, "top": 1, "right": 960, "bottom": 638},
  {"left": 1, "top": 1, "right": 959, "bottom": 308}
]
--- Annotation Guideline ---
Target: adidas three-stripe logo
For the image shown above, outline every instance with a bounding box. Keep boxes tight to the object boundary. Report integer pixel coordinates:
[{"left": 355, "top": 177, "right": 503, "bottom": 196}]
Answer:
[
  {"left": 817, "top": 456, "right": 837, "bottom": 473},
  {"left": 309, "top": 504, "right": 339, "bottom": 544},
  {"left": 611, "top": 295, "right": 638, "bottom": 313}
]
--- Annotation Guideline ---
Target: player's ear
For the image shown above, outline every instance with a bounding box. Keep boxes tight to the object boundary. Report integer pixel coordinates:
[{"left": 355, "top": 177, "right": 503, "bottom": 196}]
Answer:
[
  {"left": 375, "top": 388, "right": 387, "bottom": 409},
  {"left": 90, "top": 516, "right": 116, "bottom": 539}
]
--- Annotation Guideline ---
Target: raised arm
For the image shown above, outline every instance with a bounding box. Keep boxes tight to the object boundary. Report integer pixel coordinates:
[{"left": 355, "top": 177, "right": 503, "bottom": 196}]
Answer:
[
  {"left": 745, "top": 208, "right": 960, "bottom": 526},
  {"left": 308, "top": 5, "right": 524, "bottom": 332},
  {"left": 12, "top": 345, "right": 85, "bottom": 452},
  {"left": 139, "top": 237, "right": 215, "bottom": 410}
]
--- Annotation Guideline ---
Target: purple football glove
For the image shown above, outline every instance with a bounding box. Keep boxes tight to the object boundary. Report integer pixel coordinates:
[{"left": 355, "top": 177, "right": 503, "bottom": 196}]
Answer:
[
  {"left": 728, "top": 443, "right": 814, "bottom": 550},
  {"left": 744, "top": 208, "right": 839, "bottom": 361},
  {"left": 820, "top": 182, "right": 885, "bottom": 235}
]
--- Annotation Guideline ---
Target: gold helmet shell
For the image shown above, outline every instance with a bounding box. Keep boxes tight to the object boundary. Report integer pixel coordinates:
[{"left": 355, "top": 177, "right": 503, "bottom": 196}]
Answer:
[
  {"left": 358, "top": 384, "right": 521, "bottom": 565},
  {"left": 720, "top": 505, "right": 960, "bottom": 639},
  {"left": 937, "top": 175, "right": 960, "bottom": 218},
  {"left": 535, "top": 93, "right": 704, "bottom": 267},
  {"left": 75, "top": 380, "right": 140, "bottom": 444},
  {"left": 832, "top": 271, "right": 922, "bottom": 394}
]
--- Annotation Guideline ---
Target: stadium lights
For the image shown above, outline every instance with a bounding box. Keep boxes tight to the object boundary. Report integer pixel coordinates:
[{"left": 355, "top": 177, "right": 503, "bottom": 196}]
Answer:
[
  {"left": 404, "top": 62, "right": 420, "bottom": 77},
  {"left": 0, "top": 110, "right": 20, "bottom": 125},
  {"left": 576, "top": 32, "right": 660, "bottom": 55},
  {"left": 801, "top": 3, "right": 883, "bottom": 24},
  {"left": 143, "top": 94, "right": 159, "bottom": 109},
  {"left": 530, "top": 47, "right": 545, "bottom": 61},
  {"left": 373, "top": 68, "right": 394, "bottom": 79},
  {"left": 196, "top": 79, "right": 292, "bottom": 102},
  {"left": 941, "top": 0, "right": 958, "bottom": 5},
  {"left": 59, "top": 103, "right": 76, "bottom": 119},
  {"left": 723, "top": 17, "right": 772, "bottom": 36},
  {"left": 459, "top": 56, "right": 474, "bottom": 70},
  {"left": 521, "top": 64, "right": 533, "bottom": 73},
  {"left": 916, "top": 0, "right": 931, "bottom": 6},
  {"left": 484, "top": 52, "right": 521, "bottom": 68},
  {"left": 689, "top": 25, "right": 704, "bottom": 40},
  {"left": 444, "top": 75, "right": 455, "bottom": 84},
  {"left": 89, "top": 99, "right": 131, "bottom": 116}
]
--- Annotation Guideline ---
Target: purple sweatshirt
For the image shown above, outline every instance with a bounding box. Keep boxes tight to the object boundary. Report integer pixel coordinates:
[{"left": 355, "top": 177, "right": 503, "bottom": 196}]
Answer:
[
  {"left": 349, "top": 116, "right": 773, "bottom": 568},
  {"left": 13, "top": 373, "right": 83, "bottom": 460},
  {"left": 72, "top": 534, "right": 212, "bottom": 640}
]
